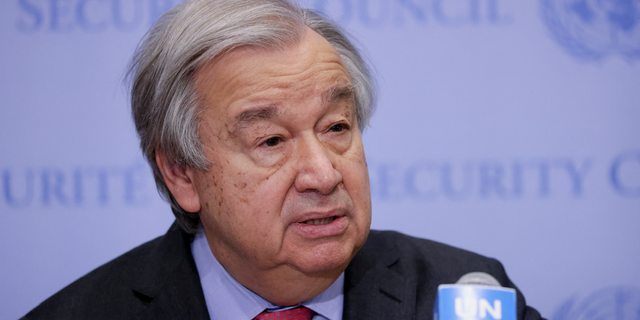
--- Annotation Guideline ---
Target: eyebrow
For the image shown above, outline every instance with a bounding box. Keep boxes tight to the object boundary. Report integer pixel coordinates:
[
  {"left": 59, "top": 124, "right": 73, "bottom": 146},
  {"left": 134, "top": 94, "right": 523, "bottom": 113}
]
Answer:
[
  {"left": 232, "top": 105, "right": 279, "bottom": 132},
  {"left": 324, "top": 84, "right": 355, "bottom": 104},
  {"left": 230, "top": 85, "right": 355, "bottom": 133}
]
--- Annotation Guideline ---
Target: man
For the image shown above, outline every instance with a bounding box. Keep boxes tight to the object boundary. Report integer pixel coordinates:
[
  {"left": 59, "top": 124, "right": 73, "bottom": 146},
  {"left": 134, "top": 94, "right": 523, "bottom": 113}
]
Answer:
[{"left": 23, "top": 0, "right": 544, "bottom": 319}]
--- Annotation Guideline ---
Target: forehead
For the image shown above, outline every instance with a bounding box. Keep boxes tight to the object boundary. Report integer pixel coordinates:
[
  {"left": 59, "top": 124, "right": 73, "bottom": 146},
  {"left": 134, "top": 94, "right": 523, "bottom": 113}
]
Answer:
[{"left": 194, "top": 28, "right": 351, "bottom": 123}]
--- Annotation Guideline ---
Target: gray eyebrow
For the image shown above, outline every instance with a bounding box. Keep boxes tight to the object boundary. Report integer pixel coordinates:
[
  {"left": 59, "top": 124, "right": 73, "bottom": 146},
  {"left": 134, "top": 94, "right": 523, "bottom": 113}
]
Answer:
[
  {"left": 230, "top": 85, "right": 354, "bottom": 134},
  {"left": 324, "top": 84, "right": 355, "bottom": 104},
  {"left": 232, "top": 105, "right": 279, "bottom": 132}
]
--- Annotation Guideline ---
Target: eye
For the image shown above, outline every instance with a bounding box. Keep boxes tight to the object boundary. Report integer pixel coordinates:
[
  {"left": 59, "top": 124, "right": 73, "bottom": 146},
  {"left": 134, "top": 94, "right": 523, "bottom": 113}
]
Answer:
[
  {"left": 261, "top": 137, "right": 282, "bottom": 147},
  {"left": 329, "top": 123, "right": 349, "bottom": 132}
]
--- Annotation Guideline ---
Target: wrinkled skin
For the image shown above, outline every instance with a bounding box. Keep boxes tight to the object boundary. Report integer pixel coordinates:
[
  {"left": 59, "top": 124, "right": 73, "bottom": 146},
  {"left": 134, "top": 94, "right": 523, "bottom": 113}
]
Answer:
[{"left": 157, "top": 28, "right": 372, "bottom": 305}]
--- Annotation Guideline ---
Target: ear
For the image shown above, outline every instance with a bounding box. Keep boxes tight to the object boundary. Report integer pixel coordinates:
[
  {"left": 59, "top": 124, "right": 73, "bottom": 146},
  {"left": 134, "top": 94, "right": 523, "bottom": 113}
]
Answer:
[{"left": 156, "top": 151, "right": 202, "bottom": 213}]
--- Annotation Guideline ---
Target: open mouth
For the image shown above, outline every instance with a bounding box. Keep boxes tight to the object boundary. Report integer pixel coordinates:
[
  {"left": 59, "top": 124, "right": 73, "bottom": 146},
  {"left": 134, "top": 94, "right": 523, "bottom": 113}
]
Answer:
[{"left": 302, "top": 216, "right": 338, "bottom": 225}]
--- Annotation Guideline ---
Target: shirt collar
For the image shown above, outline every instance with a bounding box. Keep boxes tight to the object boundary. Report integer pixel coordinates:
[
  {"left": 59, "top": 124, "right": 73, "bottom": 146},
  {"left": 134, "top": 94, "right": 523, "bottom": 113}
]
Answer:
[{"left": 191, "top": 228, "right": 344, "bottom": 320}]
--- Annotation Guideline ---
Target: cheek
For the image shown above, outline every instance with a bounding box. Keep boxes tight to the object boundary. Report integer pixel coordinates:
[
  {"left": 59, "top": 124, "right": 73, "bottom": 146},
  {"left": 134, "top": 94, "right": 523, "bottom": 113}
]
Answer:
[
  {"left": 223, "top": 166, "right": 290, "bottom": 220},
  {"left": 198, "top": 163, "right": 247, "bottom": 213},
  {"left": 222, "top": 170, "right": 293, "bottom": 252},
  {"left": 197, "top": 171, "right": 223, "bottom": 212},
  {"left": 341, "top": 139, "right": 367, "bottom": 171},
  {"left": 200, "top": 170, "right": 268, "bottom": 243},
  {"left": 340, "top": 147, "right": 371, "bottom": 204},
  {"left": 201, "top": 150, "right": 297, "bottom": 227}
]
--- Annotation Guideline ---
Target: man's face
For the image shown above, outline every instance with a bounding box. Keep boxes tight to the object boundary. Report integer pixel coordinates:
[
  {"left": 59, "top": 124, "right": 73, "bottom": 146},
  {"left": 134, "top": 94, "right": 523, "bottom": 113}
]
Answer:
[{"left": 192, "top": 28, "right": 371, "bottom": 281}]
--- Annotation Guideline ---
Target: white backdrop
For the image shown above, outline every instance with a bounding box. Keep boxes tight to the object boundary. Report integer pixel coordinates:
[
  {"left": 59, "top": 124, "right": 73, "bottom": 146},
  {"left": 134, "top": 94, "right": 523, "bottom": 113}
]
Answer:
[{"left": 2, "top": 0, "right": 639, "bottom": 319}]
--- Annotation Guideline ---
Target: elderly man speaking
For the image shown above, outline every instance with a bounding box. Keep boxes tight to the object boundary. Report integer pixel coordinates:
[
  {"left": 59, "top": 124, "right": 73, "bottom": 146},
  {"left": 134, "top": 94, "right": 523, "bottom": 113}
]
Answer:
[{"left": 23, "top": 0, "right": 544, "bottom": 319}]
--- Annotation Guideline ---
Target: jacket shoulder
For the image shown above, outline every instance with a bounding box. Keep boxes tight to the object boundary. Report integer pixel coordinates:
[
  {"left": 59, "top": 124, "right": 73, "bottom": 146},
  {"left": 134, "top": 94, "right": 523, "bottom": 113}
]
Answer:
[
  {"left": 352, "top": 230, "right": 545, "bottom": 320},
  {"left": 22, "top": 234, "right": 165, "bottom": 319},
  {"left": 363, "top": 230, "right": 506, "bottom": 283},
  {"left": 20, "top": 221, "right": 207, "bottom": 320}
]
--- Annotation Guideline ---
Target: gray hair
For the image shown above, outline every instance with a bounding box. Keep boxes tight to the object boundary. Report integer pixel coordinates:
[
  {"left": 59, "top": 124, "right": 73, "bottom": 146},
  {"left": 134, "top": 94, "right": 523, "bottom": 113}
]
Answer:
[{"left": 128, "top": 0, "right": 376, "bottom": 234}]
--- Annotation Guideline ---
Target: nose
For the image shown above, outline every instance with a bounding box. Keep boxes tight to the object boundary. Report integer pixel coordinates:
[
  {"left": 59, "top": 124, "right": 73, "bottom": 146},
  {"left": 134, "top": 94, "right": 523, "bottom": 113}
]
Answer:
[{"left": 293, "top": 135, "right": 342, "bottom": 195}]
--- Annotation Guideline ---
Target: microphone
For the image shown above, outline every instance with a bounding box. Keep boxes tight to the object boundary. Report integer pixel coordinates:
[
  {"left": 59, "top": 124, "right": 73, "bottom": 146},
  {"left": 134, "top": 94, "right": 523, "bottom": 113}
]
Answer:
[{"left": 433, "top": 272, "right": 516, "bottom": 320}]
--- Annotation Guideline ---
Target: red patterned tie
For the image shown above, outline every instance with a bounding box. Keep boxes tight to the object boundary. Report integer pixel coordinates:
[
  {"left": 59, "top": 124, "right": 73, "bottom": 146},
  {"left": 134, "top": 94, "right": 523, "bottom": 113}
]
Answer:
[{"left": 253, "top": 306, "right": 314, "bottom": 320}]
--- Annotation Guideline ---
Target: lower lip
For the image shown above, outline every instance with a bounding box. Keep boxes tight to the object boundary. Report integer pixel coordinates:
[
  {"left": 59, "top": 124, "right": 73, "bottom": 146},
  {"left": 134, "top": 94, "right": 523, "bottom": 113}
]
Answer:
[{"left": 291, "top": 216, "right": 349, "bottom": 238}]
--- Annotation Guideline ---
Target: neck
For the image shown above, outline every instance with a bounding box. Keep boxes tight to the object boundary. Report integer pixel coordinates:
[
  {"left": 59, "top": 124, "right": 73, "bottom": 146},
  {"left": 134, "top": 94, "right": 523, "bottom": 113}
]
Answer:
[
  {"left": 208, "top": 242, "right": 348, "bottom": 306},
  {"left": 221, "top": 253, "right": 347, "bottom": 305},
  {"left": 241, "top": 267, "right": 344, "bottom": 305}
]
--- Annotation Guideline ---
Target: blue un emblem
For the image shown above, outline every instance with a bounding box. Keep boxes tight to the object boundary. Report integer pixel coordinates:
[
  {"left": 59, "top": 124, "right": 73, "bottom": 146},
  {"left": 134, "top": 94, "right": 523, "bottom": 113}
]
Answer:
[
  {"left": 553, "top": 286, "right": 640, "bottom": 320},
  {"left": 540, "top": 0, "right": 640, "bottom": 60}
]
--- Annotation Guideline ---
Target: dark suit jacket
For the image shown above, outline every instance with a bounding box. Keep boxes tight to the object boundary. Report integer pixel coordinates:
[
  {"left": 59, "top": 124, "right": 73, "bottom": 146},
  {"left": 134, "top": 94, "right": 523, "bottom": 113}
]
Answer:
[{"left": 23, "top": 223, "right": 544, "bottom": 319}]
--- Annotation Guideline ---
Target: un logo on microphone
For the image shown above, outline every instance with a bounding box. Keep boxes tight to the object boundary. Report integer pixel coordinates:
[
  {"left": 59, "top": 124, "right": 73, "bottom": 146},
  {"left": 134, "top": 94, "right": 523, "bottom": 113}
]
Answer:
[
  {"left": 540, "top": 0, "right": 640, "bottom": 60},
  {"left": 553, "top": 286, "right": 640, "bottom": 320}
]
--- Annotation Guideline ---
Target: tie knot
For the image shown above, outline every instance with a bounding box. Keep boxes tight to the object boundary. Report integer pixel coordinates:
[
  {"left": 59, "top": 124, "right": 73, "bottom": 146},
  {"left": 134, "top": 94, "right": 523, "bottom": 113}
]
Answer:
[{"left": 253, "top": 306, "right": 314, "bottom": 320}]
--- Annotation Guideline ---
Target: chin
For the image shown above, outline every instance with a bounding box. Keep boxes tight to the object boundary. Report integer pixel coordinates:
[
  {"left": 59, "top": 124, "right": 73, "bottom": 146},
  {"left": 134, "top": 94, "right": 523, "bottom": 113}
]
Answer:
[{"left": 292, "top": 239, "right": 364, "bottom": 276}]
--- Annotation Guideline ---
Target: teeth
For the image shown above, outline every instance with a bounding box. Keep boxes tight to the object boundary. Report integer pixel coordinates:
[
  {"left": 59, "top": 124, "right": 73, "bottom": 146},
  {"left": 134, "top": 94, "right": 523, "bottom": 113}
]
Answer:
[{"left": 304, "top": 217, "right": 335, "bottom": 225}]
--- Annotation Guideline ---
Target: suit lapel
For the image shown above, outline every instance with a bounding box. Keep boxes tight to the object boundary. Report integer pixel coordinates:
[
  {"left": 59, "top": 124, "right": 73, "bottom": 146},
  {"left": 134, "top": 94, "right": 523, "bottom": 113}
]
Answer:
[
  {"left": 343, "top": 232, "right": 417, "bottom": 319},
  {"left": 131, "top": 223, "right": 211, "bottom": 320}
]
